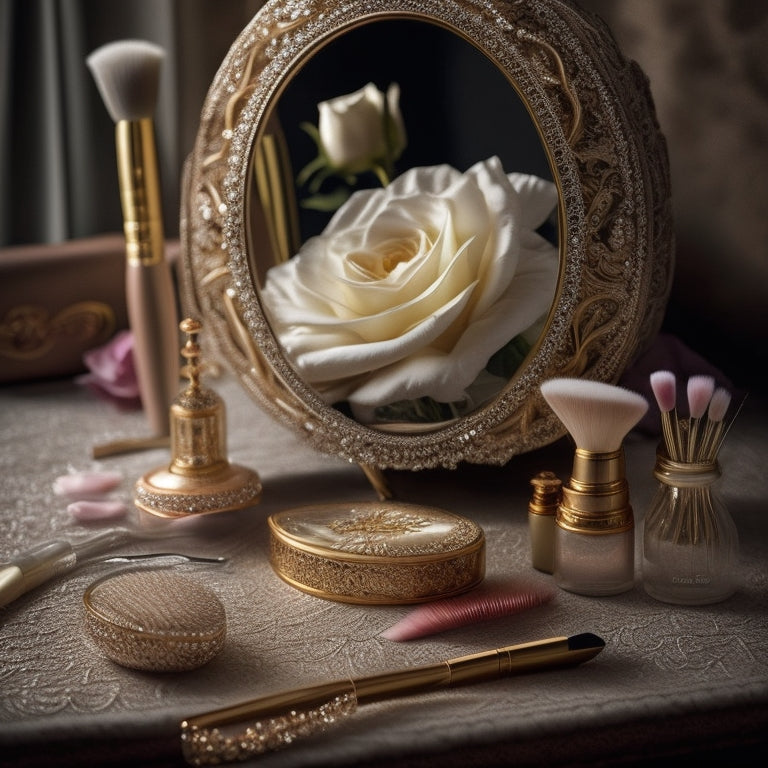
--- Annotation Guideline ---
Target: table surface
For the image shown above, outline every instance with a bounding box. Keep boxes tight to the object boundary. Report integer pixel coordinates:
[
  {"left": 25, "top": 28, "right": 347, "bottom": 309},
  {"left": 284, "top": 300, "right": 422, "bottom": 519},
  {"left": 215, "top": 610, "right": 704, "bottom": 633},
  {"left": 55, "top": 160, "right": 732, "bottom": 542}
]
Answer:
[{"left": 1, "top": 372, "right": 766, "bottom": 767}]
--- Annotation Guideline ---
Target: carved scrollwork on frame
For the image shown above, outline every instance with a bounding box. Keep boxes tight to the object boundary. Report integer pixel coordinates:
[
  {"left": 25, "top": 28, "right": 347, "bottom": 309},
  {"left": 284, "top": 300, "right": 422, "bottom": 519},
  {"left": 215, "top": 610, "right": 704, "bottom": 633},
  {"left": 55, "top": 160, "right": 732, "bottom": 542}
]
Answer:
[{"left": 179, "top": 0, "right": 674, "bottom": 470}]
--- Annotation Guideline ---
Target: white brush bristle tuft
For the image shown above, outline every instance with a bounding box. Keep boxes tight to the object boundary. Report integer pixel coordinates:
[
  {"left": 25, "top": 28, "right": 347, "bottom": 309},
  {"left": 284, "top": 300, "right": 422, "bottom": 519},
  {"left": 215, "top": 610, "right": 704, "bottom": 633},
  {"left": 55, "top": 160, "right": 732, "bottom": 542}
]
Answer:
[
  {"left": 649, "top": 370, "right": 677, "bottom": 413},
  {"left": 686, "top": 374, "right": 715, "bottom": 419},
  {"left": 87, "top": 39, "right": 164, "bottom": 122},
  {"left": 707, "top": 387, "right": 731, "bottom": 422},
  {"left": 540, "top": 377, "right": 648, "bottom": 452}
]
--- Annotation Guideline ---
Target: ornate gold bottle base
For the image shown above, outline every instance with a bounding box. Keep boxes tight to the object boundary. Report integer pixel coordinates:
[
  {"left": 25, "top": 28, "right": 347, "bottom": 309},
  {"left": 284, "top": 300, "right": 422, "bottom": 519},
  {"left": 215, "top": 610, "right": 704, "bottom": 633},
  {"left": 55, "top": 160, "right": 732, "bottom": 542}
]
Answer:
[{"left": 135, "top": 463, "right": 262, "bottom": 518}]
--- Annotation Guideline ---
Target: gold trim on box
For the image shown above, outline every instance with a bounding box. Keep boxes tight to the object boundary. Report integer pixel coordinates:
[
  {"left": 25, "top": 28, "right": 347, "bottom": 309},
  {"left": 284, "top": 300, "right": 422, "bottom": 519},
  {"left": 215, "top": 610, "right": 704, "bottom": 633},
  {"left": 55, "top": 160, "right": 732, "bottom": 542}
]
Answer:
[
  {"left": 0, "top": 302, "right": 115, "bottom": 360},
  {"left": 268, "top": 502, "right": 485, "bottom": 605}
]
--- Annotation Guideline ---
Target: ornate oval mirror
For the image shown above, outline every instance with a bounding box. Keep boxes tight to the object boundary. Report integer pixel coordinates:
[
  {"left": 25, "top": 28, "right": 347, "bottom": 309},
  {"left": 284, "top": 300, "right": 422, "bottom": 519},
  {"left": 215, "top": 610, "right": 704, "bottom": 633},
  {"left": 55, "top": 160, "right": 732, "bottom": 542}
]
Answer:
[{"left": 179, "top": 0, "right": 674, "bottom": 471}]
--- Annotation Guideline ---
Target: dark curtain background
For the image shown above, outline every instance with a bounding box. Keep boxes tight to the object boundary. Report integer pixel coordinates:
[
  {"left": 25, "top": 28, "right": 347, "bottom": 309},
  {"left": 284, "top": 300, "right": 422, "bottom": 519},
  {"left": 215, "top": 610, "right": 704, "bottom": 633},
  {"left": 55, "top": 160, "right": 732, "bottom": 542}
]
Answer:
[
  {"left": 1, "top": 0, "right": 766, "bottom": 385},
  {"left": 0, "top": 0, "right": 264, "bottom": 245}
]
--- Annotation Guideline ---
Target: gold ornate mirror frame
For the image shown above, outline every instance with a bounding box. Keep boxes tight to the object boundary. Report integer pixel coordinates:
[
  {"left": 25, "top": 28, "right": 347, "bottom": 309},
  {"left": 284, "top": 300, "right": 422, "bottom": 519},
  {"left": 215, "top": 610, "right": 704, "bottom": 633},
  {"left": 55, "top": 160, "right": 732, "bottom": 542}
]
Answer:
[{"left": 179, "top": 0, "right": 674, "bottom": 471}]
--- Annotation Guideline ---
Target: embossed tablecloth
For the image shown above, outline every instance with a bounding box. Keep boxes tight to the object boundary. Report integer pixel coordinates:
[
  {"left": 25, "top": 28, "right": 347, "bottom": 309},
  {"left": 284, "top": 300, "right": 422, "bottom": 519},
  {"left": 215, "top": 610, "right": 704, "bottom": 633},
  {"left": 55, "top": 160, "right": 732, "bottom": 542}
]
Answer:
[{"left": 1, "top": 374, "right": 766, "bottom": 767}]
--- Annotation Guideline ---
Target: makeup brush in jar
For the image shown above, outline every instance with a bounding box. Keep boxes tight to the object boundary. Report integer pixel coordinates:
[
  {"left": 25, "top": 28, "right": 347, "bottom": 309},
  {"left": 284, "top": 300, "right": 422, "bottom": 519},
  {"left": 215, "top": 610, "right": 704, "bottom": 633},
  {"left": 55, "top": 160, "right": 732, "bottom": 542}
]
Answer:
[{"left": 87, "top": 40, "right": 180, "bottom": 437}]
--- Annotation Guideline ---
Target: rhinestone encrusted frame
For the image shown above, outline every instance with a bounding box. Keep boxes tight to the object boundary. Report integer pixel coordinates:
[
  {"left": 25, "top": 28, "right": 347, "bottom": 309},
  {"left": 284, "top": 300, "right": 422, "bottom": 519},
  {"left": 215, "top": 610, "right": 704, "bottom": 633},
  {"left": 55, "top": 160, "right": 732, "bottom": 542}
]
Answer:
[{"left": 179, "top": 0, "right": 674, "bottom": 470}]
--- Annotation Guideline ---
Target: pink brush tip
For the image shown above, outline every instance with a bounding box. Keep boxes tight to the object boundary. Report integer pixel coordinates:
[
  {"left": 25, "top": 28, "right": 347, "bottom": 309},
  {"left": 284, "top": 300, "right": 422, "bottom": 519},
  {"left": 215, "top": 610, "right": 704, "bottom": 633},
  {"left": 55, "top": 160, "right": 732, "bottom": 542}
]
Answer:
[
  {"left": 687, "top": 375, "right": 716, "bottom": 418},
  {"left": 380, "top": 581, "right": 555, "bottom": 642},
  {"left": 649, "top": 370, "right": 676, "bottom": 412},
  {"left": 707, "top": 387, "right": 732, "bottom": 422}
]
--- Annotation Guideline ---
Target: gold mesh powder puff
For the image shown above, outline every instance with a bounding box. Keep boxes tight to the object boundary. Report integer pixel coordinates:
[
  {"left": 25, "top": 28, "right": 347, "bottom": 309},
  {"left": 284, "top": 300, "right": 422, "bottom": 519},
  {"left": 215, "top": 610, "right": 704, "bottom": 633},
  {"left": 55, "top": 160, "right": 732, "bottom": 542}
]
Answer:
[{"left": 83, "top": 569, "right": 226, "bottom": 671}]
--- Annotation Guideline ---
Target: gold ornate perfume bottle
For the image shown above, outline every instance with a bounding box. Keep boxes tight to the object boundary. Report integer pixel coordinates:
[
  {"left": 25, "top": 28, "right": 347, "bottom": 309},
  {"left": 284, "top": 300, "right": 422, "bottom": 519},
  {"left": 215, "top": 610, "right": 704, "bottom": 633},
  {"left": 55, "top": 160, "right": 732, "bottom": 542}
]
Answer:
[{"left": 134, "top": 318, "right": 262, "bottom": 517}]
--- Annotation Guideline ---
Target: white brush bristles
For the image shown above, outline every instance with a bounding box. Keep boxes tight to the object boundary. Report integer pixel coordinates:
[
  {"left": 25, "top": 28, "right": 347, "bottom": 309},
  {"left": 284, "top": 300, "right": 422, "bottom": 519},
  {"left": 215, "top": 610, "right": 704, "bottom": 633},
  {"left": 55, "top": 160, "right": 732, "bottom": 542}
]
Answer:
[
  {"left": 540, "top": 378, "right": 648, "bottom": 452},
  {"left": 684, "top": 375, "right": 715, "bottom": 461},
  {"left": 87, "top": 39, "right": 164, "bottom": 122},
  {"left": 649, "top": 370, "right": 682, "bottom": 459},
  {"left": 708, "top": 387, "right": 732, "bottom": 423}
]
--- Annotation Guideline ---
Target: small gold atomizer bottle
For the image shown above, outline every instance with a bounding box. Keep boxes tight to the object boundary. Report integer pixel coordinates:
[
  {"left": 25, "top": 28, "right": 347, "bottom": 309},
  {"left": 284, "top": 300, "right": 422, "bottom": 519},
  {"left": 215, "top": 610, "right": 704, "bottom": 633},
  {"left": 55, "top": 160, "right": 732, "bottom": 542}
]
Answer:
[{"left": 528, "top": 471, "right": 562, "bottom": 574}]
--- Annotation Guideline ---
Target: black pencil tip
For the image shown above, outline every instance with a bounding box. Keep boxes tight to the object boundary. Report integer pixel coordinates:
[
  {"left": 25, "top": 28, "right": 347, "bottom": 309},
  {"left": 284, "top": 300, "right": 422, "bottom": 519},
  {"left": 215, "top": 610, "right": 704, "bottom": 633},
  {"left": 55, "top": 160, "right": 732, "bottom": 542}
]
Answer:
[{"left": 567, "top": 632, "right": 605, "bottom": 651}]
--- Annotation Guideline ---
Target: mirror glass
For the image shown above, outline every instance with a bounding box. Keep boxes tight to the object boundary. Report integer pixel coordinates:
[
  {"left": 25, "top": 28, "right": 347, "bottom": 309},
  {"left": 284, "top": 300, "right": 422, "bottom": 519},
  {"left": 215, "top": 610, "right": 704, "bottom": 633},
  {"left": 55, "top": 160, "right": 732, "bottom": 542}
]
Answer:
[{"left": 246, "top": 19, "right": 559, "bottom": 433}]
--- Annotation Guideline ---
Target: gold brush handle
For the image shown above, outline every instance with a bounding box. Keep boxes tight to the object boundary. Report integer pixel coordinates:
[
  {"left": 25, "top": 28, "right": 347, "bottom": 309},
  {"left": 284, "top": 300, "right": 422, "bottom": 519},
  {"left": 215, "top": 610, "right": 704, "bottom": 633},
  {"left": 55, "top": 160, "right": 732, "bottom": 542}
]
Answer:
[
  {"left": 116, "top": 119, "right": 165, "bottom": 267},
  {"left": 180, "top": 634, "right": 604, "bottom": 766}
]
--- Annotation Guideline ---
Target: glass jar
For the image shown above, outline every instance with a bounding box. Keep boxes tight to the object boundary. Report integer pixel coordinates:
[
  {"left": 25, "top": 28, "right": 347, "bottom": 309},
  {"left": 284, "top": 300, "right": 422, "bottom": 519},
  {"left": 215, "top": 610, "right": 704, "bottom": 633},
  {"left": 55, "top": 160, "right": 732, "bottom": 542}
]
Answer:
[{"left": 642, "top": 453, "right": 738, "bottom": 605}]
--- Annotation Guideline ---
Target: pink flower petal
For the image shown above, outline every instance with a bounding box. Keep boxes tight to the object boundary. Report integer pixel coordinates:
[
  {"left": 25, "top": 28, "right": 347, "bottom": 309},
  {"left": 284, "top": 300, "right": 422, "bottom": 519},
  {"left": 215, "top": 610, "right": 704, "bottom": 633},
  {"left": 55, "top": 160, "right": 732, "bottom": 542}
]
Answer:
[
  {"left": 67, "top": 499, "right": 129, "bottom": 522},
  {"left": 53, "top": 470, "right": 123, "bottom": 498}
]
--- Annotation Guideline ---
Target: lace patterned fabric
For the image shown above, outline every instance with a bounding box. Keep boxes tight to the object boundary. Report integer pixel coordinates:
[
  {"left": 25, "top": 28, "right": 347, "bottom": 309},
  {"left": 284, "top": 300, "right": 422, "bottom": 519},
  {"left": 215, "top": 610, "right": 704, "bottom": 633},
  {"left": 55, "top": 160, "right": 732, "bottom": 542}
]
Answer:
[{"left": 1, "top": 375, "right": 766, "bottom": 765}]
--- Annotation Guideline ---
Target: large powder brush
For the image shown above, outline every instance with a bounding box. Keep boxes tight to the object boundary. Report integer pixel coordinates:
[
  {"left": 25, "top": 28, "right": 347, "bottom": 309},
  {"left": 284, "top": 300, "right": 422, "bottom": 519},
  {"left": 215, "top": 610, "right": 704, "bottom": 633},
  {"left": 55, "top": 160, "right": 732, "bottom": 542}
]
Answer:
[
  {"left": 540, "top": 377, "right": 648, "bottom": 595},
  {"left": 541, "top": 377, "right": 649, "bottom": 454},
  {"left": 540, "top": 377, "right": 648, "bottom": 526}
]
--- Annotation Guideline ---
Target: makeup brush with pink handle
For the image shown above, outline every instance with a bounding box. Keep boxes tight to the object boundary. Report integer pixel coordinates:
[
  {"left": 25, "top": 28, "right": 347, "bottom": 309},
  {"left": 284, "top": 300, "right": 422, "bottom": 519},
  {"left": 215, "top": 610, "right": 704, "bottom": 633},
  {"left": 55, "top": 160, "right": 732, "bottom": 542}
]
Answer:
[{"left": 87, "top": 40, "right": 180, "bottom": 436}]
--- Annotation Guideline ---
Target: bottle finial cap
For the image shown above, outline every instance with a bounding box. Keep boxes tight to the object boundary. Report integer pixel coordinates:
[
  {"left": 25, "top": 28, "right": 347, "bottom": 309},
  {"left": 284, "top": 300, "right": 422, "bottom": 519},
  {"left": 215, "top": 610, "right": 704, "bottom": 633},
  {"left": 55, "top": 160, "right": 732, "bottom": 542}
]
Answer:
[{"left": 528, "top": 471, "right": 562, "bottom": 516}]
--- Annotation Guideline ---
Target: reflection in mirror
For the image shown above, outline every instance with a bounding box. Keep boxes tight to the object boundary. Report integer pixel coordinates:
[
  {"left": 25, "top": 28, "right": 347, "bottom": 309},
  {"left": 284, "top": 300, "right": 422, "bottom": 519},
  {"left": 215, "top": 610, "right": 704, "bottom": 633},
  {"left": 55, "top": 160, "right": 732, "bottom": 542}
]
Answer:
[{"left": 246, "top": 20, "right": 559, "bottom": 432}]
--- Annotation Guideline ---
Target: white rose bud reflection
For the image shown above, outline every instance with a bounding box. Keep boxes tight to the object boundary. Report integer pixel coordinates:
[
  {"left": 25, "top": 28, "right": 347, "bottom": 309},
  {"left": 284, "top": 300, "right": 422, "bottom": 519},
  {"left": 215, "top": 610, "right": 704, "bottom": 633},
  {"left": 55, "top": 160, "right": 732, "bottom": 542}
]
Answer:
[
  {"left": 318, "top": 82, "right": 406, "bottom": 179},
  {"left": 261, "top": 156, "right": 559, "bottom": 424}
]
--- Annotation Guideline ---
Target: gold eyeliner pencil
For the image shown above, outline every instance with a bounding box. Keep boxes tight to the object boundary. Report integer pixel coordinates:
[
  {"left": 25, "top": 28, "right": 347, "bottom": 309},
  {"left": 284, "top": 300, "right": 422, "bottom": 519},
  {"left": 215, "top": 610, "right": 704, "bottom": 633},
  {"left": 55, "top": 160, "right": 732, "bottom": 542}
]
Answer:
[{"left": 180, "top": 633, "right": 605, "bottom": 766}]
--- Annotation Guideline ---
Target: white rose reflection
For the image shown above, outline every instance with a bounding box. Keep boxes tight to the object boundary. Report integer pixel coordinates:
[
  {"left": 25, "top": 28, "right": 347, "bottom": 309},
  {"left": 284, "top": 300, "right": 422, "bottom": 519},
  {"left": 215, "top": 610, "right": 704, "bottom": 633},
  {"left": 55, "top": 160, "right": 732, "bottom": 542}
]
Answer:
[
  {"left": 261, "top": 155, "right": 559, "bottom": 425},
  {"left": 298, "top": 83, "right": 407, "bottom": 210},
  {"left": 319, "top": 82, "right": 406, "bottom": 177}
]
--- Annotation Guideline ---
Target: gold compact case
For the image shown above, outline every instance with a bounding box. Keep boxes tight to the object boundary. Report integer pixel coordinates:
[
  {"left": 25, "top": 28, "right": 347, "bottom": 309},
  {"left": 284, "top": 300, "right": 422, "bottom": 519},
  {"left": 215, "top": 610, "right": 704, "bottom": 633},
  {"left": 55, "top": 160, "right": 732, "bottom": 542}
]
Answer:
[
  {"left": 83, "top": 569, "right": 227, "bottom": 671},
  {"left": 268, "top": 501, "right": 485, "bottom": 604}
]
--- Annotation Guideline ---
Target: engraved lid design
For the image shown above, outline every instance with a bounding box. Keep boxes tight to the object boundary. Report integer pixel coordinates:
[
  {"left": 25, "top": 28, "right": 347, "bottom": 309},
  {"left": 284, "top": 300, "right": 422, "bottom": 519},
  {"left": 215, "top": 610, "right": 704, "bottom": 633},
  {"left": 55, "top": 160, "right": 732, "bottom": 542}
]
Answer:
[{"left": 268, "top": 501, "right": 485, "bottom": 604}]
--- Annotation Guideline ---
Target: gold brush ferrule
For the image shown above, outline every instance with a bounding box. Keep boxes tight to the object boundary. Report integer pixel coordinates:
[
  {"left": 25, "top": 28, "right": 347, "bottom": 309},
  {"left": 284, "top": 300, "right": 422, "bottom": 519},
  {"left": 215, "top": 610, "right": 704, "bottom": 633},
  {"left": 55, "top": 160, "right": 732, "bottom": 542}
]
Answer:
[
  {"left": 557, "top": 447, "right": 634, "bottom": 534},
  {"left": 115, "top": 118, "right": 165, "bottom": 266}
]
